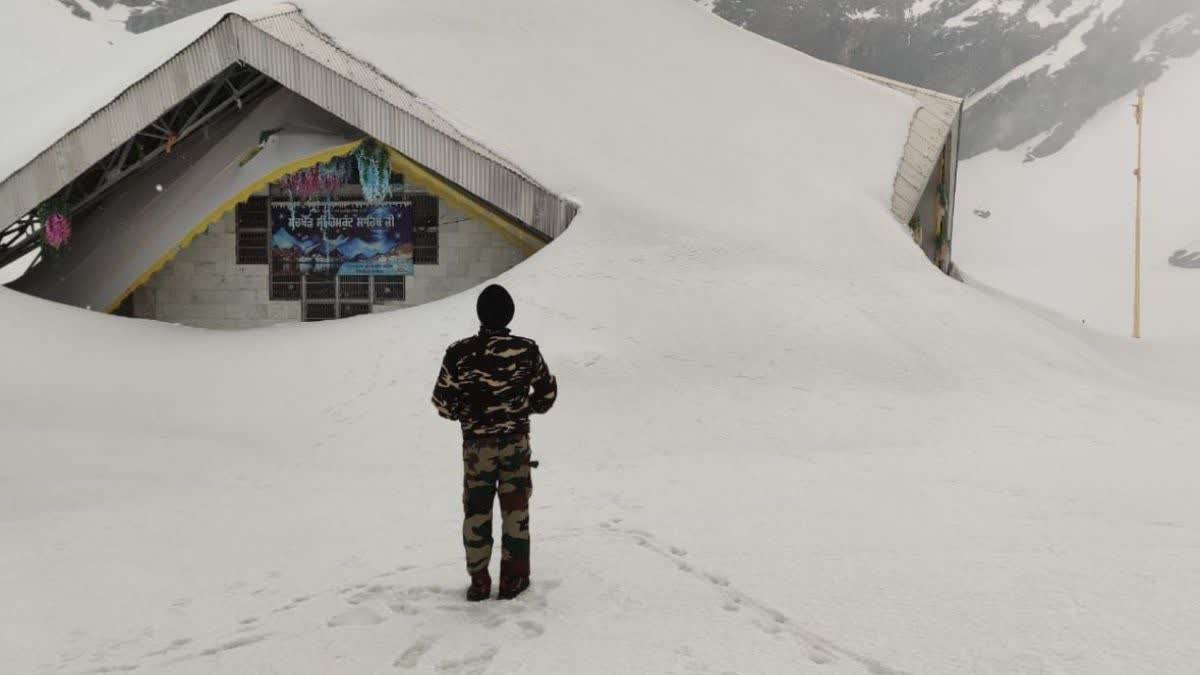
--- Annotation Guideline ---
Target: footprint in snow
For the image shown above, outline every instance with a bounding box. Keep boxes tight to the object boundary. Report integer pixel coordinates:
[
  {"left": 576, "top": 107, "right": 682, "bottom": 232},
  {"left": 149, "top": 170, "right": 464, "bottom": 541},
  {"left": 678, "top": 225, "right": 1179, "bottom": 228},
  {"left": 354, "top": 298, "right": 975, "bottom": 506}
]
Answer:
[
  {"left": 516, "top": 620, "right": 545, "bottom": 639},
  {"left": 394, "top": 635, "right": 438, "bottom": 669},
  {"left": 327, "top": 607, "right": 386, "bottom": 628},
  {"left": 435, "top": 646, "right": 499, "bottom": 675}
]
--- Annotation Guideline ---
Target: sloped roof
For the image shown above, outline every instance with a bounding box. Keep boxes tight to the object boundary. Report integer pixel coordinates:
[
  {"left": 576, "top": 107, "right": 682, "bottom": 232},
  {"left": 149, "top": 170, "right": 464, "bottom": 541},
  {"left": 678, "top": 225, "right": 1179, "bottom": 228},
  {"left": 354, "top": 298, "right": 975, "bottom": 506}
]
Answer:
[
  {"left": 844, "top": 68, "right": 964, "bottom": 224},
  {"left": 0, "top": 2, "right": 576, "bottom": 243},
  {"left": 0, "top": 0, "right": 962, "bottom": 254},
  {"left": 8, "top": 90, "right": 358, "bottom": 311}
]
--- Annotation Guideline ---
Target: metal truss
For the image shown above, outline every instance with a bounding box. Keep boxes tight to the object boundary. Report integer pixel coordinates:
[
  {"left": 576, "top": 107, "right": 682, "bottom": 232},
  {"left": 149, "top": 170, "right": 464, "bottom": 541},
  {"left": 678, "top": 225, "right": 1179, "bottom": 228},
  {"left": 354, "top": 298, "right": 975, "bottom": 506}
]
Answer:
[{"left": 0, "top": 64, "right": 278, "bottom": 271}]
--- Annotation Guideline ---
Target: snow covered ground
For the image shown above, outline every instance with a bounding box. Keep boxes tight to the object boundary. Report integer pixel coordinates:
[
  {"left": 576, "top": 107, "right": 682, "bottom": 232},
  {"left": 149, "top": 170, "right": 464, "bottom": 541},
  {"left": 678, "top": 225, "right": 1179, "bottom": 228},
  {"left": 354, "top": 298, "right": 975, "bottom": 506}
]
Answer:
[
  {"left": 4, "top": 1, "right": 1200, "bottom": 674},
  {"left": 2, "top": 0, "right": 122, "bottom": 92},
  {"left": 957, "top": 51, "right": 1200, "bottom": 339}
]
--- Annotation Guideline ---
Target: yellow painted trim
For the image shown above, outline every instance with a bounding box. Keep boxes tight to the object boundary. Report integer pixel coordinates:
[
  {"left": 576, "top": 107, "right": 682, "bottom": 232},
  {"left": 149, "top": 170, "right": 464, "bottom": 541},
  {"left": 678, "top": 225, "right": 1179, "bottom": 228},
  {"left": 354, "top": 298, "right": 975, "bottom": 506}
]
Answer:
[
  {"left": 105, "top": 139, "right": 365, "bottom": 313},
  {"left": 107, "top": 139, "right": 546, "bottom": 313},
  {"left": 384, "top": 148, "right": 547, "bottom": 255}
]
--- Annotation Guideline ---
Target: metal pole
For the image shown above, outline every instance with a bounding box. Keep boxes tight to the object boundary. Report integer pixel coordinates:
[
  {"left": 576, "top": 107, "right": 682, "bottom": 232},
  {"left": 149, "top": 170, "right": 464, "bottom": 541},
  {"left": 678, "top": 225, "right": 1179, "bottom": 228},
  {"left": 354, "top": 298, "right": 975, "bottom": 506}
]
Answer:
[{"left": 1133, "top": 89, "right": 1145, "bottom": 339}]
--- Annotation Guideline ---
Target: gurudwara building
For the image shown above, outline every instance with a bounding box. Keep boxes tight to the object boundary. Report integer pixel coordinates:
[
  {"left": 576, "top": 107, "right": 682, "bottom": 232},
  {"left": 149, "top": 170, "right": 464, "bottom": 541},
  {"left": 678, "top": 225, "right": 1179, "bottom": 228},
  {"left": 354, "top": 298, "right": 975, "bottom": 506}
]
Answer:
[{"left": 0, "top": 5, "right": 962, "bottom": 329}]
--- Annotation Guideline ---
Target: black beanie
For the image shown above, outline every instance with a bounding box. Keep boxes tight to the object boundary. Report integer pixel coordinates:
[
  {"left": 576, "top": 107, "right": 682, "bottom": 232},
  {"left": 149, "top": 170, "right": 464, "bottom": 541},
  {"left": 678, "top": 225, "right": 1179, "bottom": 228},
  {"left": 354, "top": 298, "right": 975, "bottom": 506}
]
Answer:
[{"left": 477, "top": 284, "right": 515, "bottom": 329}]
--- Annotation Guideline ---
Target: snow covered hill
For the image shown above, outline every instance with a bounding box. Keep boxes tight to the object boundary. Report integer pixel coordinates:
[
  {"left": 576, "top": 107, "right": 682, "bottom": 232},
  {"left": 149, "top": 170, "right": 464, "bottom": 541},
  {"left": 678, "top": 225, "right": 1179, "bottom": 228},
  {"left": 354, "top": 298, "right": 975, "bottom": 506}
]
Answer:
[
  {"left": 701, "top": 0, "right": 1200, "bottom": 335},
  {"left": 51, "top": 0, "right": 1200, "bottom": 161},
  {"left": 3, "top": 2, "right": 1200, "bottom": 675},
  {"left": 956, "top": 50, "right": 1200, "bottom": 338},
  {"left": 705, "top": 0, "right": 1200, "bottom": 158},
  {"left": 3, "top": 0, "right": 121, "bottom": 92}
]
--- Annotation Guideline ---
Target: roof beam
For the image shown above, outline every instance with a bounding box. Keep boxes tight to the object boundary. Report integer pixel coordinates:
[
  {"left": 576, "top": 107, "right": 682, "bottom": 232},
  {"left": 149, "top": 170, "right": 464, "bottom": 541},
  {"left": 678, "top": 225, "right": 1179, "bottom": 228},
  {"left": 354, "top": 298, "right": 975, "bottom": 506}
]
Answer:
[{"left": 0, "top": 66, "right": 277, "bottom": 273}]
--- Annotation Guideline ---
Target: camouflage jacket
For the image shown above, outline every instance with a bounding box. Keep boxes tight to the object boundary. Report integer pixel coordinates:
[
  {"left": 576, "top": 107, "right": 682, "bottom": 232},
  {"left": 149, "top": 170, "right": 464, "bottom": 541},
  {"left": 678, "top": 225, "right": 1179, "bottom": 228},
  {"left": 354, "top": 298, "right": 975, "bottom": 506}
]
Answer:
[{"left": 432, "top": 327, "right": 558, "bottom": 439}]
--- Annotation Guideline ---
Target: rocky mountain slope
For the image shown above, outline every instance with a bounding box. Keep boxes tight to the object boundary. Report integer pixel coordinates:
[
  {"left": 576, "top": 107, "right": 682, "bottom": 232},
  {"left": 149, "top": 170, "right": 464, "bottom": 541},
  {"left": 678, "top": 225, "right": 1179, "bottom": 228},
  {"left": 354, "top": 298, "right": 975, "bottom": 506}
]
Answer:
[
  {"left": 56, "top": 0, "right": 234, "bottom": 33},
  {"left": 708, "top": 0, "right": 1200, "bottom": 159}
]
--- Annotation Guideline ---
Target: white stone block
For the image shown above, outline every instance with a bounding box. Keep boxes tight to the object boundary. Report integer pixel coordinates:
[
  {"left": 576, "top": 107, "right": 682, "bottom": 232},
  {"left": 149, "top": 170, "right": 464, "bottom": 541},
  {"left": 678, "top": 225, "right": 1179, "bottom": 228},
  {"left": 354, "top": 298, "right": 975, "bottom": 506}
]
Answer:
[
  {"left": 446, "top": 260, "right": 470, "bottom": 278},
  {"left": 190, "top": 273, "right": 221, "bottom": 290},
  {"left": 268, "top": 302, "right": 300, "bottom": 321},
  {"left": 440, "top": 231, "right": 468, "bottom": 247},
  {"left": 228, "top": 304, "right": 268, "bottom": 321},
  {"left": 169, "top": 288, "right": 197, "bottom": 304},
  {"left": 467, "top": 261, "right": 494, "bottom": 280},
  {"left": 193, "top": 289, "right": 230, "bottom": 305},
  {"left": 421, "top": 263, "right": 448, "bottom": 278},
  {"left": 227, "top": 290, "right": 256, "bottom": 306},
  {"left": 480, "top": 247, "right": 508, "bottom": 266},
  {"left": 188, "top": 305, "right": 226, "bottom": 320},
  {"left": 194, "top": 249, "right": 221, "bottom": 266}
]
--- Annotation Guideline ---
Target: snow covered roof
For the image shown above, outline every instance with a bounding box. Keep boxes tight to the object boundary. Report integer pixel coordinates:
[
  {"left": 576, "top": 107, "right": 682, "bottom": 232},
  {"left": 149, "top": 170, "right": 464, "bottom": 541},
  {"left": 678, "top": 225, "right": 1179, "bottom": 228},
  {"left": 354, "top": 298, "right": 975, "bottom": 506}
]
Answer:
[
  {"left": 7, "top": 89, "right": 360, "bottom": 311},
  {"left": 844, "top": 67, "right": 963, "bottom": 224},
  {"left": 0, "top": 0, "right": 958, "bottom": 263},
  {"left": 0, "top": 2, "right": 576, "bottom": 243}
]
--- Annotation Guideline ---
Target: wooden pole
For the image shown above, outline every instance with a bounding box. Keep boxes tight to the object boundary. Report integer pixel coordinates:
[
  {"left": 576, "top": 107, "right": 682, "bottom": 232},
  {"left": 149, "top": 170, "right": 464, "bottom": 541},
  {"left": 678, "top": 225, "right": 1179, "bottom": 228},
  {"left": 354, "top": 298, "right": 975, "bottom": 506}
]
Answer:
[{"left": 1133, "top": 89, "right": 1145, "bottom": 339}]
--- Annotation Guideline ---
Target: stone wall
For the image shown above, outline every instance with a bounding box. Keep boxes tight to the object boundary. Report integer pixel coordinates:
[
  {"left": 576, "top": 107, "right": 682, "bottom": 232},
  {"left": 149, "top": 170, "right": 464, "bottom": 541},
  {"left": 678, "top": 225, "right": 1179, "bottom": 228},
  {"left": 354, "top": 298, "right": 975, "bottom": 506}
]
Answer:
[{"left": 132, "top": 196, "right": 527, "bottom": 329}]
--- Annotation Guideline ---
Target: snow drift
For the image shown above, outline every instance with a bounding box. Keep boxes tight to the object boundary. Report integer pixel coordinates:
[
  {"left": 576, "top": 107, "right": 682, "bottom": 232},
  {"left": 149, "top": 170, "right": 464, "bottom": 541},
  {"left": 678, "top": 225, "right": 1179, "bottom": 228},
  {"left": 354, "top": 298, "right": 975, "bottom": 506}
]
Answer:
[
  {"left": 957, "top": 51, "right": 1200, "bottom": 339},
  {"left": 3, "top": 1, "right": 1200, "bottom": 674}
]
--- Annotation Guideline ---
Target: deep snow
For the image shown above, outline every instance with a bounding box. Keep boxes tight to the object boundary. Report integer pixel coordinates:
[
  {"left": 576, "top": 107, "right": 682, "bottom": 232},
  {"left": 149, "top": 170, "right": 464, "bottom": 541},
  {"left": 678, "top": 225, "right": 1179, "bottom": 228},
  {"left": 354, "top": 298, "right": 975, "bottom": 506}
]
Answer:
[
  {"left": 3, "top": 1, "right": 1200, "bottom": 674},
  {"left": 957, "top": 51, "right": 1200, "bottom": 339}
]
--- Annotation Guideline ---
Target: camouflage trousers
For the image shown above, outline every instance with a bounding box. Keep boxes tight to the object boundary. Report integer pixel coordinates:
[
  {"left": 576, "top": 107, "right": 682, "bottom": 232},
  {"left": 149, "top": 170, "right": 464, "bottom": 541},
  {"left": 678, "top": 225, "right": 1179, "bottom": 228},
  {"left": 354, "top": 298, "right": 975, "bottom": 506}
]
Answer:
[{"left": 462, "top": 434, "right": 533, "bottom": 578}]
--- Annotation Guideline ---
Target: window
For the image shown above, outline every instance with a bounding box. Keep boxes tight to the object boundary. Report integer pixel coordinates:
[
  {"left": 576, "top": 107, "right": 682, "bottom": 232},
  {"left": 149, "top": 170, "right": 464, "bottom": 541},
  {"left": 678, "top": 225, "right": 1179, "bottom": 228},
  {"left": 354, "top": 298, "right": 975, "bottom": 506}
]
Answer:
[
  {"left": 304, "top": 275, "right": 336, "bottom": 300},
  {"left": 339, "top": 275, "right": 371, "bottom": 301},
  {"left": 235, "top": 196, "right": 269, "bottom": 265},
  {"left": 373, "top": 275, "right": 405, "bottom": 303},
  {"left": 412, "top": 194, "right": 439, "bottom": 265},
  {"left": 299, "top": 275, "right": 382, "bottom": 321},
  {"left": 340, "top": 303, "right": 372, "bottom": 319},
  {"left": 302, "top": 302, "right": 336, "bottom": 322},
  {"left": 270, "top": 274, "right": 301, "bottom": 301}
]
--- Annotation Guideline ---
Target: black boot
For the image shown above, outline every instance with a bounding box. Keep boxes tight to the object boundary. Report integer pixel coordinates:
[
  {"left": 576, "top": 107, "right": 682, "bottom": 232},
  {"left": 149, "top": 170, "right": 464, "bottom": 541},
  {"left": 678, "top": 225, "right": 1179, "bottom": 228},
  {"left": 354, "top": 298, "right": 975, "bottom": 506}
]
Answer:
[
  {"left": 497, "top": 575, "right": 530, "bottom": 600},
  {"left": 466, "top": 571, "right": 491, "bottom": 602}
]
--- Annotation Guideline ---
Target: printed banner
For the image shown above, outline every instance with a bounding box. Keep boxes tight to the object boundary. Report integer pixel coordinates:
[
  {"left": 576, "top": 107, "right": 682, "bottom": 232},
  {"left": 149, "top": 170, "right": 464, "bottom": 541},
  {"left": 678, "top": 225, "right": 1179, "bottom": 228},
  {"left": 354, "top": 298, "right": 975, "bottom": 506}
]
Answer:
[{"left": 270, "top": 201, "right": 415, "bottom": 276}]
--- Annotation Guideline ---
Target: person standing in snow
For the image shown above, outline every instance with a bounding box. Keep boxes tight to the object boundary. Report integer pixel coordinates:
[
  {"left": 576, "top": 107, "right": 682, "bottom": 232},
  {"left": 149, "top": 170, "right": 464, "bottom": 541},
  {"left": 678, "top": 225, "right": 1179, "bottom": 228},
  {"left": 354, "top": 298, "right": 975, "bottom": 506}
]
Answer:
[{"left": 432, "top": 284, "right": 558, "bottom": 601}]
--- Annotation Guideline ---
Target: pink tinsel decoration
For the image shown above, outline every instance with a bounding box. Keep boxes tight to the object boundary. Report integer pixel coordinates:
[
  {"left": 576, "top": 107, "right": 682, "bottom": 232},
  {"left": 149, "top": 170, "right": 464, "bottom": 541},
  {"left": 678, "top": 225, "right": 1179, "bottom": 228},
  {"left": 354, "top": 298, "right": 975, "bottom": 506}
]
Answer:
[
  {"left": 280, "top": 166, "right": 343, "bottom": 201},
  {"left": 44, "top": 213, "right": 71, "bottom": 250}
]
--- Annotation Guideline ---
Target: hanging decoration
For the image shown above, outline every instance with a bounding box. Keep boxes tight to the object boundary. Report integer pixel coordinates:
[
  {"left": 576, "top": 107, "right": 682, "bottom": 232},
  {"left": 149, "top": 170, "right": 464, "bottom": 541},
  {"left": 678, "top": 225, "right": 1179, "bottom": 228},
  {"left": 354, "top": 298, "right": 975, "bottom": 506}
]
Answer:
[
  {"left": 355, "top": 141, "right": 393, "bottom": 204},
  {"left": 273, "top": 140, "right": 395, "bottom": 225},
  {"left": 43, "top": 213, "right": 72, "bottom": 251},
  {"left": 279, "top": 164, "right": 345, "bottom": 202}
]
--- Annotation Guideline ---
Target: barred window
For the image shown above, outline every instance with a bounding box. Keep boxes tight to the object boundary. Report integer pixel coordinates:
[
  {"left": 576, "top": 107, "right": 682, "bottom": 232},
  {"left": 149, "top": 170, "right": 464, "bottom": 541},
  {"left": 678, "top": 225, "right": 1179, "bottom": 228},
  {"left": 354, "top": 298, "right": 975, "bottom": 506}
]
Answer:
[
  {"left": 339, "top": 275, "right": 371, "bottom": 301},
  {"left": 340, "top": 303, "right": 372, "bottom": 319},
  {"left": 270, "top": 273, "right": 301, "bottom": 301},
  {"left": 304, "top": 275, "right": 336, "bottom": 300},
  {"left": 373, "top": 275, "right": 405, "bottom": 304},
  {"left": 235, "top": 196, "right": 269, "bottom": 265},
  {"left": 412, "top": 194, "right": 439, "bottom": 265},
  {"left": 302, "top": 302, "right": 336, "bottom": 322}
]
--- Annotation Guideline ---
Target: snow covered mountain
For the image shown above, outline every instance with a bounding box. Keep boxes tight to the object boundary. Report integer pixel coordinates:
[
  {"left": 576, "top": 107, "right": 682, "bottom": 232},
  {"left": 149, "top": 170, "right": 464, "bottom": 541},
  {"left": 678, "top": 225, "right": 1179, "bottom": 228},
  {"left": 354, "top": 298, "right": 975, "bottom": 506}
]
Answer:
[
  {"left": 56, "top": 0, "right": 235, "bottom": 33},
  {"left": 705, "top": 0, "right": 1200, "bottom": 159},
  {"left": 956, "top": 49, "right": 1200, "bottom": 338}
]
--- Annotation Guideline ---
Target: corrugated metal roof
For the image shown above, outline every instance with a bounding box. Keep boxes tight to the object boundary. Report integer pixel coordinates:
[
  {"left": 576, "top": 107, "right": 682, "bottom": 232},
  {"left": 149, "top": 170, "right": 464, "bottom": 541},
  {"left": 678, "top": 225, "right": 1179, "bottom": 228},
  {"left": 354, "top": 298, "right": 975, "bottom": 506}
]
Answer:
[
  {"left": 0, "top": 4, "right": 577, "bottom": 242},
  {"left": 0, "top": 5, "right": 956, "bottom": 248},
  {"left": 841, "top": 66, "right": 963, "bottom": 225}
]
